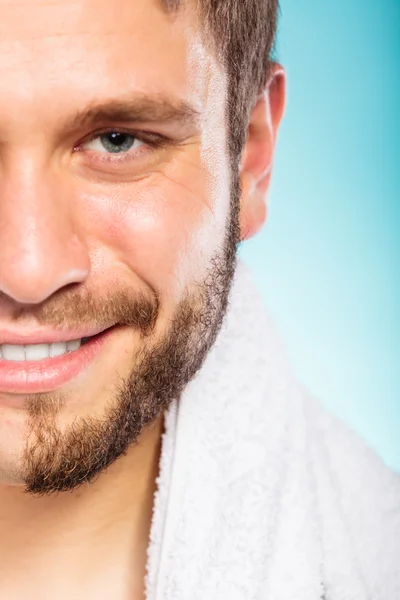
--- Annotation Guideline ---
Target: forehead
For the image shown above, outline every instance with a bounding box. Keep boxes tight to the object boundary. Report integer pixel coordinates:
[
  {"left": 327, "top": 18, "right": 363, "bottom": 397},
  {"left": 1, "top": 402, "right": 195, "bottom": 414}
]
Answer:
[
  {"left": 0, "top": 0, "right": 218, "bottom": 118},
  {"left": 0, "top": 0, "right": 184, "bottom": 39}
]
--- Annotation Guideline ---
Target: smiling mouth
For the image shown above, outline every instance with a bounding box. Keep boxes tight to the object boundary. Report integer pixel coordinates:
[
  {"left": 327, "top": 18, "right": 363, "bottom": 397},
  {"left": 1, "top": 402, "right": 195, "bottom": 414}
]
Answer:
[
  {"left": 0, "top": 325, "right": 120, "bottom": 397},
  {"left": 0, "top": 328, "right": 113, "bottom": 362}
]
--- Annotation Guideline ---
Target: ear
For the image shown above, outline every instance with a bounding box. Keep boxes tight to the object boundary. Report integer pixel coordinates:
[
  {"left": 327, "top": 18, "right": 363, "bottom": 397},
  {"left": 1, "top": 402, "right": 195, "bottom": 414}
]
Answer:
[{"left": 239, "top": 63, "right": 286, "bottom": 241}]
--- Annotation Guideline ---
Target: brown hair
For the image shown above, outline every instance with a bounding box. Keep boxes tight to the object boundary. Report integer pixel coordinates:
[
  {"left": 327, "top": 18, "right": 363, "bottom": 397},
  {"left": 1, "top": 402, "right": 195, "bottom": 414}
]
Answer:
[
  {"left": 163, "top": 0, "right": 279, "bottom": 247},
  {"left": 163, "top": 0, "right": 280, "bottom": 165}
]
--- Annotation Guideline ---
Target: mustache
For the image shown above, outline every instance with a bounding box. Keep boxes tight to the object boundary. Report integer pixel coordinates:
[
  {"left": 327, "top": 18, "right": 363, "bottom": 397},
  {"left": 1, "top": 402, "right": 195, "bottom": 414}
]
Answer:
[{"left": 4, "top": 285, "right": 160, "bottom": 337}]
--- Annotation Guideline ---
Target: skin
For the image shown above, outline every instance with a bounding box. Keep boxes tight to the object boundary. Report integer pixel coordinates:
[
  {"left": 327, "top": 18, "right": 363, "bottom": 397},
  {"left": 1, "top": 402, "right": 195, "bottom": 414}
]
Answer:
[{"left": 0, "top": 0, "right": 286, "bottom": 598}]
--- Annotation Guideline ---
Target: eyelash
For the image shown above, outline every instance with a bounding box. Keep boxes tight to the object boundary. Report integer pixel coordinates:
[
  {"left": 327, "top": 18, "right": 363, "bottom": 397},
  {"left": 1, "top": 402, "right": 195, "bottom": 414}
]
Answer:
[{"left": 74, "top": 128, "right": 170, "bottom": 163}]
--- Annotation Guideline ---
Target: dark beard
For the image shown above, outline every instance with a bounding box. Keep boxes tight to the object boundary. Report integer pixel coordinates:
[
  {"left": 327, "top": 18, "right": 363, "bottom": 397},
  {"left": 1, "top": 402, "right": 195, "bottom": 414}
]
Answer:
[{"left": 20, "top": 193, "right": 241, "bottom": 496}]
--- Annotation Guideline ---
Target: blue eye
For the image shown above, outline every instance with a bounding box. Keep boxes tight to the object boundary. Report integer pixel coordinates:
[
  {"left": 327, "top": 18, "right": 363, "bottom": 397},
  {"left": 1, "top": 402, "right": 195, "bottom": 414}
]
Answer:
[{"left": 83, "top": 132, "right": 144, "bottom": 154}]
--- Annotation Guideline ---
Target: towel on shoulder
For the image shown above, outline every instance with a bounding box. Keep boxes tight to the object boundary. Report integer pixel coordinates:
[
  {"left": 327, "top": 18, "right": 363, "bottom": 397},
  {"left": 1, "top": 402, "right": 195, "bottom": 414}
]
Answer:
[{"left": 145, "top": 259, "right": 400, "bottom": 600}]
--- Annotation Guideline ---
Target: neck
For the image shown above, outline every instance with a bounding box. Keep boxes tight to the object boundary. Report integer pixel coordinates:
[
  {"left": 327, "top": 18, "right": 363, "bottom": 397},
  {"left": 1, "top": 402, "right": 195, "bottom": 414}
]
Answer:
[{"left": 0, "top": 414, "right": 164, "bottom": 598}]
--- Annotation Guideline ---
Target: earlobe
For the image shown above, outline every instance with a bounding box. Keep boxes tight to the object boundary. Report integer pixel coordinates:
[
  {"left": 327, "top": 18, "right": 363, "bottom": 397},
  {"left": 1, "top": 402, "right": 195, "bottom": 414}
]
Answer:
[
  {"left": 239, "top": 173, "right": 269, "bottom": 241},
  {"left": 239, "top": 191, "right": 268, "bottom": 241}
]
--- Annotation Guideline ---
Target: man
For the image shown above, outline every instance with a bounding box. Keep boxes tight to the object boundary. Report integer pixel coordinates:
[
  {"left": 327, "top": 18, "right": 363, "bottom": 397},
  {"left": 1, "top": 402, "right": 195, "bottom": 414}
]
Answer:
[{"left": 0, "top": 0, "right": 398, "bottom": 598}]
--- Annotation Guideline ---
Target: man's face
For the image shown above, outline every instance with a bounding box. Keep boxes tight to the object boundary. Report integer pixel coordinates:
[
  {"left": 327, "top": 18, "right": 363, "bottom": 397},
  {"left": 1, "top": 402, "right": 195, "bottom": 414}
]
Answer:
[{"left": 0, "top": 0, "right": 239, "bottom": 493}]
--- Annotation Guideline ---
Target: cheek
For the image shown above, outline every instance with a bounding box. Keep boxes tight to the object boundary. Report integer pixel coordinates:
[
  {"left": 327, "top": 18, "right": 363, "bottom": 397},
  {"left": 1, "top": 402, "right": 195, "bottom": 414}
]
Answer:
[{"left": 74, "top": 153, "right": 229, "bottom": 302}]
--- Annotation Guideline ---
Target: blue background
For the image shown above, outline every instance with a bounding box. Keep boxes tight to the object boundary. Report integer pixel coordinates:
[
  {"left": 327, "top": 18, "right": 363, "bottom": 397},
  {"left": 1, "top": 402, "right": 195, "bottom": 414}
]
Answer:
[{"left": 239, "top": 0, "right": 400, "bottom": 472}]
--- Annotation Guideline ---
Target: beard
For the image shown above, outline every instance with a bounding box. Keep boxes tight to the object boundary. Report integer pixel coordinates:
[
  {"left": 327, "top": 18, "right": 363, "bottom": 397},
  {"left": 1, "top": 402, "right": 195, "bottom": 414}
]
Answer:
[{"left": 18, "top": 190, "right": 241, "bottom": 497}]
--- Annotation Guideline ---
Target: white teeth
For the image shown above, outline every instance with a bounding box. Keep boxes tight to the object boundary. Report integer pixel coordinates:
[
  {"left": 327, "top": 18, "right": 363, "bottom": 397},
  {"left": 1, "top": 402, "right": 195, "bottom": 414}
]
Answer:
[
  {"left": 49, "top": 342, "right": 67, "bottom": 357},
  {"left": 66, "top": 339, "right": 81, "bottom": 352},
  {"left": 25, "top": 344, "right": 52, "bottom": 361},
  {"left": 0, "top": 339, "right": 82, "bottom": 362},
  {"left": 1, "top": 345, "right": 25, "bottom": 361}
]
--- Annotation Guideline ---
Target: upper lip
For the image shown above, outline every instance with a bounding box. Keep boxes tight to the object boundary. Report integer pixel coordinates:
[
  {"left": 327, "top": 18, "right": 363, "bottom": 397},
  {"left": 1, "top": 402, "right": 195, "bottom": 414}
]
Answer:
[{"left": 0, "top": 325, "right": 114, "bottom": 346}]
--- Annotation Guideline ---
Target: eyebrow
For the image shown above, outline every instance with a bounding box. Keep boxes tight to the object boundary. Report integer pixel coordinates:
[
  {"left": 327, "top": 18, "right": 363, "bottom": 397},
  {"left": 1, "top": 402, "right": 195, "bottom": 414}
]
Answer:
[
  {"left": 68, "top": 95, "right": 201, "bottom": 133},
  {"left": 161, "top": 0, "right": 182, "bottom": 11}
]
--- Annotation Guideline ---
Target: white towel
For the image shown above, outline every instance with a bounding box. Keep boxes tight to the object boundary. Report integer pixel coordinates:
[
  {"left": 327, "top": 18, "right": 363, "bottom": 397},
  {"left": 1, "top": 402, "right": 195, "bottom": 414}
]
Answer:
[{"left": 145, "top": 258, "right": 400, "bottom": 600}]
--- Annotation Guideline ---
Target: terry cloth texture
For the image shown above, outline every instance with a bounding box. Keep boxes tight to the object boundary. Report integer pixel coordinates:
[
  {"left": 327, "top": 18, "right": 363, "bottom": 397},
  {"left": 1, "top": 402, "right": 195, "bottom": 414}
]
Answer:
[{"left": 145, "top": 258, "right": 400, "bottom": 600}]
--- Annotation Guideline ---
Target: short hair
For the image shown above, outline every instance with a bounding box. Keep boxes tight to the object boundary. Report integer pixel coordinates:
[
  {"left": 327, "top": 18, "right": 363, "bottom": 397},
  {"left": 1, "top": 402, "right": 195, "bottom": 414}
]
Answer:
[{"left": 163, "top": 0, "right": 279, "bottom": 166}]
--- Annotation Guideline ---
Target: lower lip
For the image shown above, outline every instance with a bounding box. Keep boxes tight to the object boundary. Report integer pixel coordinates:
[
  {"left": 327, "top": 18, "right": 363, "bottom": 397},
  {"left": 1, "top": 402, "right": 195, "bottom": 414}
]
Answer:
[{"left": 0, "top": 327, "right": 117, "bottom": 395}]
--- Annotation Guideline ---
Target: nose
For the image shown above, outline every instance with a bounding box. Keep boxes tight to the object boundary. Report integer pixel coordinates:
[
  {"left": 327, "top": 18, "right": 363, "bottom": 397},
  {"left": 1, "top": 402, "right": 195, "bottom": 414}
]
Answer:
[{"left": 0, "top": 159, "right": 90, "bottom": 305}]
